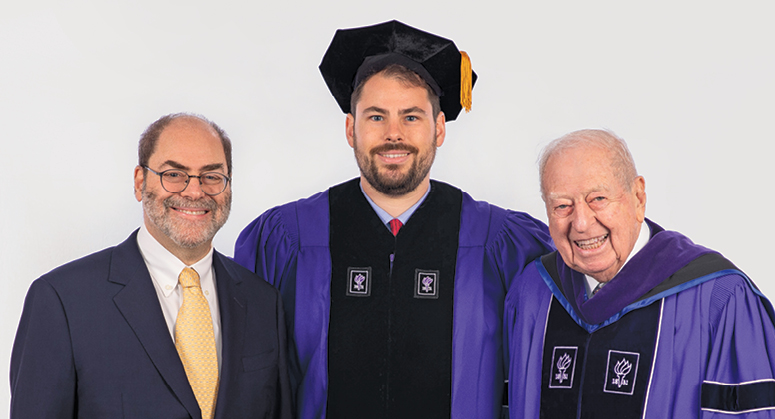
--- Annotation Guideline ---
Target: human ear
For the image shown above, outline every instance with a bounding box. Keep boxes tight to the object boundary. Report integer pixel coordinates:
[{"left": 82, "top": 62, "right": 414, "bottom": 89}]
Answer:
[
  {"left": 434, "top": 112, "right": 446, "bottom": 147},
  {"left": 346, "top": 113, "right": 355, "bottom": 148},
  {"left": 133, "top": 166, "right": 144, "bottom": 202}
]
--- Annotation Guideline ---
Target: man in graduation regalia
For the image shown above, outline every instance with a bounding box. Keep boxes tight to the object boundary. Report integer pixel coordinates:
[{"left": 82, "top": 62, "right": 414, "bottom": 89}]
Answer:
[
  {"left": 235, "top": 20, "right": 553, "bottom": 418},
  {"left": 506, "top": 128, "right": 775, "bottom": 418}
]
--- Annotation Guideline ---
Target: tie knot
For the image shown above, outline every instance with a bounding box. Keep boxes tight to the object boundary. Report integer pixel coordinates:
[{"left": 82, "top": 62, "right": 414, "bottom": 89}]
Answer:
[
  {"left": 178, "top": 267, "right": 201, "bottom": 288},
  {"left": 389, "top": 218, "right": 403, "bottom": 236},
  {"left": 592, "top": 281, "right": 605, "bottom": 296}
]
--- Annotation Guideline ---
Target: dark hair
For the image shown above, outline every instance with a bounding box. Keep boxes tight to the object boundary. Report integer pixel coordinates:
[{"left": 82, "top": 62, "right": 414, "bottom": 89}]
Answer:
[
  {"left": 138, "top": 113, "right": 233, "bottom": 176},
  {"left": 350, "top": 64, "right": 441, "bottom": 119}
]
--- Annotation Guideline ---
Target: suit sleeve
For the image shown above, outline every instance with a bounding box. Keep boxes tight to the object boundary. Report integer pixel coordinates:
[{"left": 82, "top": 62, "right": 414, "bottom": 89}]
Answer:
[
  {"left": 235, "top": 207, "right": 299, "bottom": 292},
  {"left": 10, "top": 279, "right": 77, "bottom": 419},
  {"left": 236, "top": 207, "right": 304, "bottom": 411},
  {"left": 701, "top": 273, "right": 775, "bottom": 418},
  {"left": 271, "top": 287, "right": 294, "bottom": 419}
]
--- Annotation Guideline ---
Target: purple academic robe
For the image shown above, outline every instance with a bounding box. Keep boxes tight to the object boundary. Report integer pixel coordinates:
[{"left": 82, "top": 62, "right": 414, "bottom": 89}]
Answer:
[
  {"left": 506, "top": 219, "right": 775, "bottom": 418},
  {"left": 235, "top": 179, "right": 553, "bottom": 418}
]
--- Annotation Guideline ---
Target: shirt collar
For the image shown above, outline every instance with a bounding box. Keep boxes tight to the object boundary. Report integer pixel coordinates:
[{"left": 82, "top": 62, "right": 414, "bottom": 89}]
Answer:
[
  {"left": 136, "top": 224, "right": 214, "bottom": 297},
  {"left": 360, "top": 182, "right": 431, "bottom": 228}
]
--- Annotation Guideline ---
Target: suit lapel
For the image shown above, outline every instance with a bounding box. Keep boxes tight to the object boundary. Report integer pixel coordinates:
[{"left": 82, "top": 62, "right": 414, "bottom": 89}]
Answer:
[
  {"left": 212, "top": 252, "right": 247, "bottom": 419},
  {"left": 109, "top": 231, "right": 201, "bottom": 418}
]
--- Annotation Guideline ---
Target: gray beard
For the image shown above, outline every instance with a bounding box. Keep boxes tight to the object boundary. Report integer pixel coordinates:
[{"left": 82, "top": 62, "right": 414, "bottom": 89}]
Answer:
[{"left": 142, "top": 181, "right": 231, "bottom": 249}]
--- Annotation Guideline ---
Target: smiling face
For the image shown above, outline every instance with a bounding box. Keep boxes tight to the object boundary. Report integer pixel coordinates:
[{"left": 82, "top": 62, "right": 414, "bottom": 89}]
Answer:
[
  {"left": 542, "top": 143, "right": 646, "bottom": 282},
  {"left": 346, "top": 72, "right": 445, "bottom": 197},
  {"left": 133, "top": 117, "right": 231, "bottom": 263}
]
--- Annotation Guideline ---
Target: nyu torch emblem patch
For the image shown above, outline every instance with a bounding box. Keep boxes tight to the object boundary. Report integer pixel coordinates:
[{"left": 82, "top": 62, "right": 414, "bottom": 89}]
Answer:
[
  {"left": 346, "top": 267, "right": 372, "bottom": 297},
  {"left": 414, "top": 269, "right": 440, "bottom": 299},
  {"left": 604, "top": 350, "right": 640, "bottom": 395},
  {"left": 549, "top": 346, "right": 577, "bottom": 389}
]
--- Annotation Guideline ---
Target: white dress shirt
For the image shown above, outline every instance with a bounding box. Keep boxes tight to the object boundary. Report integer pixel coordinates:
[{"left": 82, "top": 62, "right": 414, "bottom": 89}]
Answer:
[{"left": 136, "top": 225, "right": 222, "bottom": 369}]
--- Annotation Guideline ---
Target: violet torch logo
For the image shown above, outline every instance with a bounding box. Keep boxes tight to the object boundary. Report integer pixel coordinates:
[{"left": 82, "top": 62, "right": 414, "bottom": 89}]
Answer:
[
  {"left": 414, "top": 269, "right": 439, "bottom": 299},
  {"left": 421, "top": 276, "right": 434, "bottom": 292},
  {"left": 346, "top": 267, "right": 371, "bottom": 297},
  {"left": 354, "top": 274, "right": 365, "bottom": 291}
]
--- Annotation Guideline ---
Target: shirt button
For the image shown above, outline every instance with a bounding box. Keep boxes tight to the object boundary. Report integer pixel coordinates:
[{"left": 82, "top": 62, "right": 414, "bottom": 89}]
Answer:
[{"left": 165, "top": 285, "right": 172, "bottom": 290}]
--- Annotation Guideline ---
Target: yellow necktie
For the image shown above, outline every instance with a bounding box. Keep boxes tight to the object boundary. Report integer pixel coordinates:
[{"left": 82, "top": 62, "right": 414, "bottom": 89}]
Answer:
[{"left": 175, "top": 267, "right": 219, "bottom": 419}]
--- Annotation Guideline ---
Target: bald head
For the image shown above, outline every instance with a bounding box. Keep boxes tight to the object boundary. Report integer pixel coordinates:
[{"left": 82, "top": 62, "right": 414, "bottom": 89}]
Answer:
[
  {"left": 539, "top": 129, "right": 638, "bottom": 201},
  {"left": 138, "top": 113, "right": 233, "bottom": 176}
]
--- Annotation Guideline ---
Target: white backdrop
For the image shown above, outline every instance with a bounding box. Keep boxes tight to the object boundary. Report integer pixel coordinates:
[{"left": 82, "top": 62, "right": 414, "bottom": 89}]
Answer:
[{"left": 2, "top": 0, "right": 773, "bottom": 413}]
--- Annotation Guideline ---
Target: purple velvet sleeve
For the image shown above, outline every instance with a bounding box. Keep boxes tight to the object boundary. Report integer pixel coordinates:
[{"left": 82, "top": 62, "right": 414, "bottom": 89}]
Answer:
[
  {"left": 700, "top": 273, "right": 775, "bottom": 418},
  {"left": 615, "top": 272, "right": 775, "bottom": 418},
  {"left": 234, "top": 207, "right": 299, "bottom": 291},
  {"left": 488, "top": 210, "right": 554, "bottom": 292},
  {"left": 505, "top": 261, "right": 552, "bottom": 419},
  {"left": 494, "top": 212, "right": 553, "bottom": 418},
  {"left": 452, "top": 196, "right": 552, "bottom": 419}
]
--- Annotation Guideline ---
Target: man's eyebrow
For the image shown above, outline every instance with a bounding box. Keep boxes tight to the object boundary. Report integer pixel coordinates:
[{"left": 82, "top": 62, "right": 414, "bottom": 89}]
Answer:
[
  {"left": 399, "top": 106, "right": 427, "bottom": 115},
  {"left": 362, "top": 106, "right": 387, "bottom": 114},
  {"left": 545, "top": 185, "right": 608, "bottom": 201},
  {"left": 545, "top": 193, "right": 566, "bottom": 201},
  {"left": 160, "top": 160, "right": 225, "bottom": 173},
  {"left": 161, "top": 160, "right": 189, "bottom": 171},
  {"left": 200, "top": 163, "right": 225, "bottom": 173}
]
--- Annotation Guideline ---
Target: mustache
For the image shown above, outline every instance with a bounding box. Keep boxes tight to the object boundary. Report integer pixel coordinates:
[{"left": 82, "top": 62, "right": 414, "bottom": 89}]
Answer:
[
  {"left": 369, "top": 143, "right": 419, "bottom": 156},
  {"left": 163, "top": 195, "right": 218, "bottom": 211}
]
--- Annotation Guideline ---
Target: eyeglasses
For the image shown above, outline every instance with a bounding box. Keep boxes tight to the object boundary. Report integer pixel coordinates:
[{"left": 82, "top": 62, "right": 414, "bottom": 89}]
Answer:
[{"left": 144, "top": 166, "right": 230, "bottom": 196}]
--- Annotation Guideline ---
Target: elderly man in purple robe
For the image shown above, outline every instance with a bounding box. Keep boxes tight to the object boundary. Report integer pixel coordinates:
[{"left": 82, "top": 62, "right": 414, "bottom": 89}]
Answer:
[{"left": 506, "top": 128, "right": 775, "bottom": 418}]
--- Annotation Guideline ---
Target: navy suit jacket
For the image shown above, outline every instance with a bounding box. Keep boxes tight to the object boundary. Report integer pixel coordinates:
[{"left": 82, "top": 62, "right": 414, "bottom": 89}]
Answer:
[{"left": 10, "top": 230, "right": 293, "bottom": 419}]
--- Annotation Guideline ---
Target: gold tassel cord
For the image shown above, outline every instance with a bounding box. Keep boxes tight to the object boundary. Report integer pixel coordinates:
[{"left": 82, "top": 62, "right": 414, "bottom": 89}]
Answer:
[{"left": 460, "top": 51, "right": 472, "bottom": 113}]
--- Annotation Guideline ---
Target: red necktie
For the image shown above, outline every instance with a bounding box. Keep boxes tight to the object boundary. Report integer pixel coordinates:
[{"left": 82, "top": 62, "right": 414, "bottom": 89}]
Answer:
[{"left": 389, "top": 218, "right": 403, "bottom": 236}]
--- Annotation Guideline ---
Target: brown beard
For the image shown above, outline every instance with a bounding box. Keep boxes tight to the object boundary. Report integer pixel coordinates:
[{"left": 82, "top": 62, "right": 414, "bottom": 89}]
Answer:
[{"left": 353, "top": 137, "right": 436, "bottom": 196}]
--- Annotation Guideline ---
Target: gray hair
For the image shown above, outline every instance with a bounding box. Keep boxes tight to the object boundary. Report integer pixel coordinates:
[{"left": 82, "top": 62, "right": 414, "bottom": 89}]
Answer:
[{"left": 538, "top": 129, "right": 638, "bottom": 200}]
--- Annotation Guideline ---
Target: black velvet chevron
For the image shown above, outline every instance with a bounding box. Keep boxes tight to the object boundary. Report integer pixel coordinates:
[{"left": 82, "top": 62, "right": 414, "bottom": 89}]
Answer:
[{"left": 327, "top": 179, "right": 462, "bottom": 418}]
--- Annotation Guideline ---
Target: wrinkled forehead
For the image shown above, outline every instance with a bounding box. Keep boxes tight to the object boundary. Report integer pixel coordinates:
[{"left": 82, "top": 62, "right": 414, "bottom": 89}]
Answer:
[
  {"left": 152, "top": 119, "right": 226, "bottom": 164},
  {"left": 542, "top": 147, "right": 621, "bottom": 196}
]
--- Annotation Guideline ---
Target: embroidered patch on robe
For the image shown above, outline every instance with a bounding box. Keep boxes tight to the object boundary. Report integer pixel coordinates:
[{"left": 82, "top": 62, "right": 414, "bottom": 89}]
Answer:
[
  {"left": 414, "top": 269, "right": 440, "bottom": 299},
  {"left": 604, "top": 350, "right": 640, "bottom": 395},
  {"left": 346, "top": 267, "right": 372, "bottom": 297},
  {"left": 549, "top": 346, "right": 577, "bottom": 389}
]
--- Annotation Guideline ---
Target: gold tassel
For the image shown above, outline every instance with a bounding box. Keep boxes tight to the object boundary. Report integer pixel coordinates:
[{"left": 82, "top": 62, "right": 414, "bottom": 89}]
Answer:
[{"left": 460, "top": 51, "right": 472, "bottom": 113}]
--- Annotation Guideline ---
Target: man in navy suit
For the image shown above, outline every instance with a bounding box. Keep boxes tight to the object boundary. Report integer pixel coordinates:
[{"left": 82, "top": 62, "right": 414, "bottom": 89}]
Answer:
[{"left": 10, "top": 113, "right": 292, "bottom": 418}]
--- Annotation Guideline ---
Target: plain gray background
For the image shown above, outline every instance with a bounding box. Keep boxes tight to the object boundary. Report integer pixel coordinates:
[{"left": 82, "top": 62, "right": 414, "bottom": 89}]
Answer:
[{"left": 3, "top": 1, "right": 773, "bottom": 413}]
